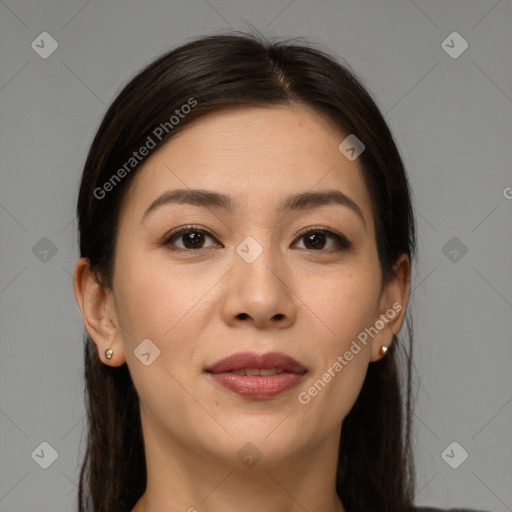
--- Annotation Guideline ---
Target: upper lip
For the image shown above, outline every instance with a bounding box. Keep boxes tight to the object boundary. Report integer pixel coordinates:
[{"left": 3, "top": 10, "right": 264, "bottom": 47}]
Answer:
[{"left": 205, "top": 352, "right": 307, "bottom": 374}]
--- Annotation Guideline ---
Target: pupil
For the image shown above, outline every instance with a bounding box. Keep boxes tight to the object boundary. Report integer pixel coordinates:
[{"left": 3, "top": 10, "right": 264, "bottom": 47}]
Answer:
[
  {"left": 184, "top": 231, "right": 203, "bottom": 248},
  {"left": 180, "top": 231, "right": 327, "bottom": 250},
  {"left": 306, "top": 232, "right": 325, "bottom": 250}
]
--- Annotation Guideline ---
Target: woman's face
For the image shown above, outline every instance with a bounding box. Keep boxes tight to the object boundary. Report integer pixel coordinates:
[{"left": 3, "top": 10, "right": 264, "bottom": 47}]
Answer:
[{"left": 88, "top": 105, "right": 409, "bottom": 469}]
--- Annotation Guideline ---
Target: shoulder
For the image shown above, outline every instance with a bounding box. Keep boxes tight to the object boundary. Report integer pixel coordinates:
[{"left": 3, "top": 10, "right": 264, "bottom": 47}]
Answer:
[{"left": 414, "top": 507, "right": 491, "bottom": 512}]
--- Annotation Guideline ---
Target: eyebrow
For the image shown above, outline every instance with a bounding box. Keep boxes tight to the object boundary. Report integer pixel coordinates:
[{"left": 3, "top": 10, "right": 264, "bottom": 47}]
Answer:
[{"left": 141, "top": 188, "right": 367, "bottom": 229}]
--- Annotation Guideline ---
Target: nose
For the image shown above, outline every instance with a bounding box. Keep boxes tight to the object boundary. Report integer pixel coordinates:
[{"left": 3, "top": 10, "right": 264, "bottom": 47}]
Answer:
[{"left": 220, "top": 239, "right": 297, "bottom": 329}]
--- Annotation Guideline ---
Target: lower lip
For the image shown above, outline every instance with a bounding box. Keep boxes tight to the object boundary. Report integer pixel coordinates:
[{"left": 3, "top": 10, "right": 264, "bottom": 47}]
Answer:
[{"left": 207, "top": 372, "right": 306, "bottom": 399}]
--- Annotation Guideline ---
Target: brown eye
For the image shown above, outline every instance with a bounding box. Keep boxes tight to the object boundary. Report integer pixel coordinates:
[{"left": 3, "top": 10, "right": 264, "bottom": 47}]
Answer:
[
  {"left": 294, "top": 228, "right": 352, "bottom": 252},
  {"left": 162, "top": 226, "right": 351, "bottom": 253},
  {"left": 164, "top": 227, "right": 219, "bottom": 250},
  {"left": 303, "top": 232, "right": 327, "bottom": 250}
]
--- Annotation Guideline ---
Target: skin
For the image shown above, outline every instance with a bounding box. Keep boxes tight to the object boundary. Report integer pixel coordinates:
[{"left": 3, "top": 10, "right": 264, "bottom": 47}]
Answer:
[{"left": 73, "top": 104, "right": 410, "bottom": 512}]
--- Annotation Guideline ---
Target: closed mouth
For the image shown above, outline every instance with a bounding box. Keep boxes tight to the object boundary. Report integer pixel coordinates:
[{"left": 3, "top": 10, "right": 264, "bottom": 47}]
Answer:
[{"left": 205, "top": 351, "right": 307, "bottom": 375}]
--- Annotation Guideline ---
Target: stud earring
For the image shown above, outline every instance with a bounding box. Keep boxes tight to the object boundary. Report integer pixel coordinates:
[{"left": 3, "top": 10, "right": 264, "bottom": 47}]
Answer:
[
  {"left": 380, "top": 346, "right": 388, "bottom": 355},
  {"left": 105, "top": 348, "right": 113, "bottom": 359}
]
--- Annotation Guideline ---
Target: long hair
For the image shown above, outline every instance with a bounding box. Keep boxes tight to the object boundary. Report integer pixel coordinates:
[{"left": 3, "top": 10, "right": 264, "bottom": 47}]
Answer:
[{"left": 76, "top": 30, "right": 417, "bottom": 512}]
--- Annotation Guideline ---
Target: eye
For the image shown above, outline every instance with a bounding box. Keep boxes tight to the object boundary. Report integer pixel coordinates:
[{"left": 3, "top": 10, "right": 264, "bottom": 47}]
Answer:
[
  {"left": 293, "top": 227, "right": 352, "bottom": 252},
  {"left": 162, "top": 226, "right": 220, "bottom": 250},
  {"left": 162, "top": 225, "right": 352, "bottom": 252}
]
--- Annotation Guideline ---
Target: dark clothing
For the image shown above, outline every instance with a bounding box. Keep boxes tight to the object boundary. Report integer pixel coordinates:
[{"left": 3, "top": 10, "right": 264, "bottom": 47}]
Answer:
[{"left": 416, "top": 508, "right": 490, "bottom": 512}]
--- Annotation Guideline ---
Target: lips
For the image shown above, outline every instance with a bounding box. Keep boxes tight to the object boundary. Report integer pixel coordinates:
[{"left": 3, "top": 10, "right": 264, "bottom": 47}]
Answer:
[
  {"left": 205, "top": 352, "right": 307, "bottom": 399},
  {"left": 205, "top": 351, "right": 307, "bottom": 375}
]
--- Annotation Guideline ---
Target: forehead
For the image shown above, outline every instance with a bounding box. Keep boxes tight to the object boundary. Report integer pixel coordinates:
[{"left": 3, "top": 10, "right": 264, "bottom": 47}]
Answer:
[{"left": 121, "top": 105, "right": 374, "bottom": 225}]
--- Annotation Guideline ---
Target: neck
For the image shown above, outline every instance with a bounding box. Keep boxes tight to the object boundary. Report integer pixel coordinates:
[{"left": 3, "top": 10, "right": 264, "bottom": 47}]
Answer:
[{"left": 132, "top": 411, "right": 346, "bottom": 512}]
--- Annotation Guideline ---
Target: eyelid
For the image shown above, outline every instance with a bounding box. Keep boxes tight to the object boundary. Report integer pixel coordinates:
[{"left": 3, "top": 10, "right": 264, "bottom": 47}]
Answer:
[
  {"left": 162, "top": 225, "right": 220, "bottom": 248},
  {"left": 292, "top": 225, "right": 352, "bottom": 250},
  {"left": 162, "top": 224, "right": 352, "bottom": 251}
]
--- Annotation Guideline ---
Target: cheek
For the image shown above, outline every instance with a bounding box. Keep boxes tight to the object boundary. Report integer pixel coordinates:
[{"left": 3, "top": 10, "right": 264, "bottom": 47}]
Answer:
[
  {"left": 300, "top": 264, "right": 381, "bottom": 345},
  {"left": 114, "top": 245, "right": 189, "bottom": 336},
  {"left": 298, "top": 352, "right": 368, "bottom": 445},
  {"left": 291, "top": 264, "right": 380, "bottom": 423},
  {"left": 113, "top": 246, "right": 222, "bottom": 367},
  {"left": 292, "top": 320, "right": 371, "bottom": 449},
  {"left": 112, "top": 250, "right": 214, "bottom": 426}
]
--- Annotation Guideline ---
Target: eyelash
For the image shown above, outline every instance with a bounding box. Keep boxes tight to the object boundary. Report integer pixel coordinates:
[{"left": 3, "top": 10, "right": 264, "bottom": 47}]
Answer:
[{"left": 161, "top": 225, "right": 352, "bottom": 253}]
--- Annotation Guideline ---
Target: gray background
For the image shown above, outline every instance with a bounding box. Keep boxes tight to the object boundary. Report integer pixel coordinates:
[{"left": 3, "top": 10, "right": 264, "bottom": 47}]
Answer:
[{"left": 1, "top": 0, "right": 511, "bottom": 511}]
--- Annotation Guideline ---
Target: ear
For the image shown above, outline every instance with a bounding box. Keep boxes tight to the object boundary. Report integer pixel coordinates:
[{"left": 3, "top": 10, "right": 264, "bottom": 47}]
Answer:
[
  {"left": 369, "top": 253, "right": 411, "bottom": 363},
  {"left": 73, "top": 257, "right": 126, "bottom": 367}
]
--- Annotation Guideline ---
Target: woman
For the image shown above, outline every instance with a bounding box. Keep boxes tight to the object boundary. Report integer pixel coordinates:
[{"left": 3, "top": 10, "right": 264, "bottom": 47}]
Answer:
[{"left": 72, "top": 31, "right": 483, "bottom": 512}]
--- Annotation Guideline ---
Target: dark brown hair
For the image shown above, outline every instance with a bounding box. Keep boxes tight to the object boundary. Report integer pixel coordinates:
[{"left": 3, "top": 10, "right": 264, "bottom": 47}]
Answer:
[{"left": 76, "top": 30, "right": 417, "bottom": 512}]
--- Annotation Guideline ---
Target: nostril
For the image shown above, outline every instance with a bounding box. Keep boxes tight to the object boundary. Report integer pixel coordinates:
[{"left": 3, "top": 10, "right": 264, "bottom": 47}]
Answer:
[{"left": 237, "top": 313, "right": 249, "bottom": 320}]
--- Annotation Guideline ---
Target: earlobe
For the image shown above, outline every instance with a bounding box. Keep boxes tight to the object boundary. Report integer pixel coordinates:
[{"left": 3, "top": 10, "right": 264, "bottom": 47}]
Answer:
[
  {"left": 370, "top": 254, "right": 411, "bottom": 362},
  {"left": 369, "top": 325, "right": 395, "bottom": 363},
  {"left": 73, "top": 257, "right": 126, "bottom": 367}
]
